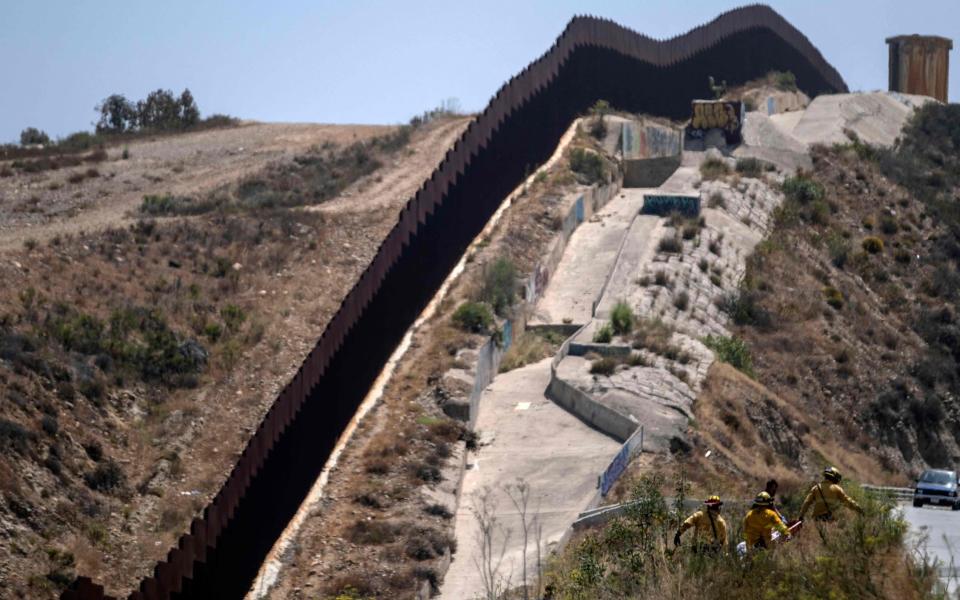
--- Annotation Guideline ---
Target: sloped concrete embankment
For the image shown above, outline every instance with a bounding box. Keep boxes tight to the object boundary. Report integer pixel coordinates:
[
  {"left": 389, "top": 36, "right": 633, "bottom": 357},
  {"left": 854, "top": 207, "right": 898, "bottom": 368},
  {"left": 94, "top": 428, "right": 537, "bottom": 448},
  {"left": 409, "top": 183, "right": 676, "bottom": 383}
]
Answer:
[{"left": 548, "top": 149, "right": 793, "bottom": 503}]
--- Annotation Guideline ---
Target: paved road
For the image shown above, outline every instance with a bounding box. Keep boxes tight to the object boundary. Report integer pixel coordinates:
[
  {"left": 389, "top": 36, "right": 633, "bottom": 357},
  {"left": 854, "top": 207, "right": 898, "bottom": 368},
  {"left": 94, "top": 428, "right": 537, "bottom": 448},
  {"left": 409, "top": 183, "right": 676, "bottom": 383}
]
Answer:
[{"left": 902, "top": 503, "right": 960, "bottom": 594}]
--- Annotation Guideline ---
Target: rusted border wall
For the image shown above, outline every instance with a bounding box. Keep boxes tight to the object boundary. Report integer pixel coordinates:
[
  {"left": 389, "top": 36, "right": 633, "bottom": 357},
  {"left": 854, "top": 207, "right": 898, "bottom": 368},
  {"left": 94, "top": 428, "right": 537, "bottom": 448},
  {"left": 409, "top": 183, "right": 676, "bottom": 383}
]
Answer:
[{"left": 62, "top": 6, "right": 846, "bottom": 599}]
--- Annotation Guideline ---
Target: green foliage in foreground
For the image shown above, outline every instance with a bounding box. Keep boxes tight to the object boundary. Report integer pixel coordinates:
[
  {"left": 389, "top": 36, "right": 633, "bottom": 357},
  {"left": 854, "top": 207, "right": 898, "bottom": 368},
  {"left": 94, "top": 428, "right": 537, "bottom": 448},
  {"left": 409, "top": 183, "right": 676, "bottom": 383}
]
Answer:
[
  {"left": 703, "top": 334, "right": 754, "bottom": 377},
  {"left": 545, "top": 473, "right": 933, "bottom": 600}
]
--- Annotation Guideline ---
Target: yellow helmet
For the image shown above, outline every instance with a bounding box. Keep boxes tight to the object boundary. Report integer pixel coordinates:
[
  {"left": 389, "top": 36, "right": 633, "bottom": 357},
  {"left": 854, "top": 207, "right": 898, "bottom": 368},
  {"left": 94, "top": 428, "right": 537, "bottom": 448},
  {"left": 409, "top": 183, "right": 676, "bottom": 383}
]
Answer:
[
  {"left": 824, "top": 466, "right": 842, "bottom": 483},
  {"left": 705, "top": 495, "right": 723, "bottom": 507},
  {"left": 753, "top": 491, "right": 774, "bottom": 506}
]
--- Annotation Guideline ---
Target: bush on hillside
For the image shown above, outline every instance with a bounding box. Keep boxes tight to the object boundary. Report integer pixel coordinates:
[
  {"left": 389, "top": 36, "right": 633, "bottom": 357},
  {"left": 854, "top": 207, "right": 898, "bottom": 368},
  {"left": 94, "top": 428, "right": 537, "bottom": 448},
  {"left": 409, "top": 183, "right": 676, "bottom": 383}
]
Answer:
[
  {"left": 452, "top": 302, "right": 493, "bottom": 334},
  {"left": 700, "top": 157, "right": 730, "bottom": 180},
  {"left": 782, "top": 173, "right": 825, "bottom": 204},
  {"left": 717, "top": 289, "right": 772, "bottom": 328},
  {"left": 771, "top": 70, "right": 798, "bottom": 91},
  {"left": 480, "top": 257, "right": 517, "bottom": 317},
  {"left": 862, "top": 236, "right": 884, "bottom": 254},
  {"left": 703, "top": 334, "right": 754, "bottom": 376},
  {"left": 569, "top": 148, "right": 606, "bottom": 184},
  {"left": 735, "top": 157, "right": 765, "bottom": 177},
  {"left": 546, "top": 472, "right": 921, "bottom": 598}
]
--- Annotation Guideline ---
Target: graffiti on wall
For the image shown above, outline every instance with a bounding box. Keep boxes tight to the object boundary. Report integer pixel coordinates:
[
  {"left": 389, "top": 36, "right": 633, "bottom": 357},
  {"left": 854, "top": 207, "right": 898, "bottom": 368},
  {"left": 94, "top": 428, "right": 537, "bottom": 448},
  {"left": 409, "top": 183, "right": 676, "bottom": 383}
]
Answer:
[
  {"left": 686, "top": 100, "right": 744, "bottom": 145},
  {"left": 641, "top": 193, "right": 701, "bottom": 217},
  {"left": 600, "top": 426, "right": 644, "bottom": 496}
]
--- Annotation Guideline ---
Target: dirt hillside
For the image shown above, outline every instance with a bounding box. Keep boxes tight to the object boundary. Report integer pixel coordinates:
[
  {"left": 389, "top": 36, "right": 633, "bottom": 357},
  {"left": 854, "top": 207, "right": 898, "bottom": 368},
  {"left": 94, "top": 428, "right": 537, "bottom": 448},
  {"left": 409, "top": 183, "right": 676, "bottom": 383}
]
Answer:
[{"left": 0, "top": 115, "right": 470, "bottom": 598}]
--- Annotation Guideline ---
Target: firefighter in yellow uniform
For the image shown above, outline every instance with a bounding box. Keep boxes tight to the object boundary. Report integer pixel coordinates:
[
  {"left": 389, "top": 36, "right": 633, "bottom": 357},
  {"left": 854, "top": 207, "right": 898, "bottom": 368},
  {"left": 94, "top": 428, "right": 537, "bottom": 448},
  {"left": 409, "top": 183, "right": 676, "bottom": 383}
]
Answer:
[
  {"left": 799, "top": 467, "right": 863, "bottom": 522},
  {"left": 743, "top": 491, "right": 791, "bottom": 550},
  {"left": 674, "top": 495, "right": 727, "bottom": 551}
]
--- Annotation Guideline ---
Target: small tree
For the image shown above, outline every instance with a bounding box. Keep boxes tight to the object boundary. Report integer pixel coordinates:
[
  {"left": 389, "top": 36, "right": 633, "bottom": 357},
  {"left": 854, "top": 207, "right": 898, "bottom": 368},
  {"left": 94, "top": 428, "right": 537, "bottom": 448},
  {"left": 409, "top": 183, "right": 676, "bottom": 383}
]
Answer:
[
  {"left": 179, "top": 89, "right": 200, "bottom": 128},
  {"left": 96, "top": 94, "right": 137, "bottom": 133},
  {"left": 473, "top": 487, "right": 511, "bottom": 600},
  {"left": 481, "top": 257, "right": 517, "bottom": 317},
  {"left": 19, "top": 127, "right": 50, "bottom": 146},
  {"left": 137, "top": 89, "right": 182, "bottom": 131}
]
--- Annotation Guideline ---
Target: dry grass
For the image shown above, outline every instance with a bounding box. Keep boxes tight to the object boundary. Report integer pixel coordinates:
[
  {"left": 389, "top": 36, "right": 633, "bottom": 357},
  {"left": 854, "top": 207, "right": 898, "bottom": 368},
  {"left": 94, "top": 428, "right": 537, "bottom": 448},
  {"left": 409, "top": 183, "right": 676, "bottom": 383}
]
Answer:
[{"left": 500, "top": 329, "right": 564, "bottom": 372}]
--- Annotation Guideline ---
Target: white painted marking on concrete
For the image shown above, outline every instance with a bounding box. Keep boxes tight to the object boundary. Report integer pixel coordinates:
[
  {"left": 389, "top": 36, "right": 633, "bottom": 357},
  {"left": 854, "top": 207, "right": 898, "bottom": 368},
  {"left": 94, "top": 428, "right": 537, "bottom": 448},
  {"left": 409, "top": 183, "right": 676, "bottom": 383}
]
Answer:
[{"left": 247, "top": 118, "right": 583, "bottom": 599}]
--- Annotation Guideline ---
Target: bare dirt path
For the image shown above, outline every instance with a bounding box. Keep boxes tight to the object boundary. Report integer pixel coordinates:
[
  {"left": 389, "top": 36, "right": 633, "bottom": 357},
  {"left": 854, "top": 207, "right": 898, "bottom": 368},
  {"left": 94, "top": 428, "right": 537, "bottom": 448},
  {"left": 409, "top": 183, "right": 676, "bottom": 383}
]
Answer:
[
  {"left": 0, "top": 122, "right": 393, "bottom": 251},
  {"left": 315, "top": 117, "right": 470, "bottom": 216}
]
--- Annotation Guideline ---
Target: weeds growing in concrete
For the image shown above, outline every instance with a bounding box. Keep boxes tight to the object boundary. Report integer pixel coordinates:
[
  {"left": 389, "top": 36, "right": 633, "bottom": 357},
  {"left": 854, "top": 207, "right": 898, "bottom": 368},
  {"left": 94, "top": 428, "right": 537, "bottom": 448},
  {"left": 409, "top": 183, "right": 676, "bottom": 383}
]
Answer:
[{"left": 611, "top": 301, "right": 635, "bottom": 335}]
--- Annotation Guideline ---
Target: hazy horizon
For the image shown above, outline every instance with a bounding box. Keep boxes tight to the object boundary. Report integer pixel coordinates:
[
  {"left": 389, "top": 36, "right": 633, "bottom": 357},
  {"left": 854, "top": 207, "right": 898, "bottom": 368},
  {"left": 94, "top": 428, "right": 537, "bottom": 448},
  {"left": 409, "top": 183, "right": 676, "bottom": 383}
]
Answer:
[{"left": 2, "top": 0, "right": 957, "bottom": 144}]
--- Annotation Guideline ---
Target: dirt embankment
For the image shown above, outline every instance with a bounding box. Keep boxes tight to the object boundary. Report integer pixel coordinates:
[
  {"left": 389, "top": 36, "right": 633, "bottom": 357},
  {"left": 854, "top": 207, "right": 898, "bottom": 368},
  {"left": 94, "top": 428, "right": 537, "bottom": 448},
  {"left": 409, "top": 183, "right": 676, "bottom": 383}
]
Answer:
[{"left": 0, "top": 115, "right": 470, "bottom": 598}]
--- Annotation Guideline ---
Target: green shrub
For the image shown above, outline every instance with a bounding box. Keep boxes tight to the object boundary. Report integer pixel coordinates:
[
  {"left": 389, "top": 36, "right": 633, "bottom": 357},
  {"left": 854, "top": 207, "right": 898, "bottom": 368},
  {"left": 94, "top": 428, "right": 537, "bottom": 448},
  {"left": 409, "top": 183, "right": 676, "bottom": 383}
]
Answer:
[
  {"left": 590, "top": 357, "right": 619, "bottom": 376},
  {"left": 480, "top": 257, "right": 517, "bottom": 317},
  {"left": 782, "top": 174, "right": 824, "bottom": 204},
  {"left": 699, "top": 158, "right": 730, "bottom": 180},
  {"left": 46, "top": 305, "right": 207, "bottom": 387},
  {"left": 658, "top": 235, "right": 683, "bottom": 253},
  {"left": 84, "top": 460, "right": 126, "bottom": 493},
  {"left": 809, "top": 199, "right": 831, "bottom": 225},
  {"left": 203, "top": 322, "right": 223, "bottom": 342},
  {"left": 220, "top": 304, "right": 246, "bottom": 333},
  {"left": 826, "top": 231, "right": 852, "bottom": 268},
  {"left": 593, "top": 322, "right": 613, "bottom": 343},
  {"left": 569, "top": 148, "right": 606, "bottom": 184},
  {"left": 771, "top": 70, "right": 798, "bottom": 91},
  {"left": 547, "top": 471, "right": 916, "bottom": 598},
  {"left": 0, "top": 419, "right": 34, "bottom": 454},
  {"left": 894, "top": 248, "right": 912, "bottom": 264},
  {"left": 879, "top": 215, "right": 898, "bottom": 234},
  {"left": 452, "top": 302, "right": 493, "bottom": 333},
  {"left": 589, "top": 116, "right": 607, "bottom": 140},
  {"left": 610, "top": 301, "right": 634, "bottom": 335},
  {"left": 862, "top": 236, "right": 884, "bottom": 254},
  {"left": 735, "top": 157, "right": 765, "bottom": 177},
  {"left": 708, "top": 192, "right": 726, "bottom": 209},
  {"left": 718, "top": 289, "right": 772, "bottom": 328},
  {"left": 823, "top": 286, "right": 844, "bottom": 310},
  {"left": 674, "top": 291, "right": 690, "bottom": 311},
  {"left": 140, "top": 194, "right": 208, "bottom": 216},
  {"left": 703, "top": 334, "right": 754, "bottom": 376}
]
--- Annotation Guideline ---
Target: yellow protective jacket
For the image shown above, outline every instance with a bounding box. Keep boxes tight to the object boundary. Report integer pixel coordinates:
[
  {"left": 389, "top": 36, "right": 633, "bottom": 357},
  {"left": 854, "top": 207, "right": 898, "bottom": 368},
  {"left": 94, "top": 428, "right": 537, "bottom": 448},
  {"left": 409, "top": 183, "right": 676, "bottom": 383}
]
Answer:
[
  {"left": 679, "top": 509, "right": 728, "bottom": 545},
  {"left": 742, "top": 507, "right": 789, "bottom": 547},
  {"left": 799, "top": 481, "right": 862, "bottom": 519}
]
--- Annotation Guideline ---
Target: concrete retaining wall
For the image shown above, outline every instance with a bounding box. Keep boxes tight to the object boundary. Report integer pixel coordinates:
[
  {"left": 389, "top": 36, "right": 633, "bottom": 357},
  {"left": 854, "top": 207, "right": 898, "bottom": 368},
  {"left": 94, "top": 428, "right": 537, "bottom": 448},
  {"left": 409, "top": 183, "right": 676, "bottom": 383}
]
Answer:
[
  {"left": 467, "top": 177, "right": 623, "bottom": 427},
  {"left": 547, "top": 370, "right": 637, "bottom": 443},
  {"left": 623, "top": 155, "right": 683, "bottom": 187}
]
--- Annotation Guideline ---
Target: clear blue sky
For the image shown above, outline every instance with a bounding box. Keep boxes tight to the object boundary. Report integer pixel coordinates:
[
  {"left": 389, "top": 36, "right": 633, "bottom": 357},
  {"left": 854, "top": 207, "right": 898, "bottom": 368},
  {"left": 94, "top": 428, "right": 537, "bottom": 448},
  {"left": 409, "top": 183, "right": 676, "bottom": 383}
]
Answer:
[{"left": 2, "top": 0, "right": 957, "bottom": 143}]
